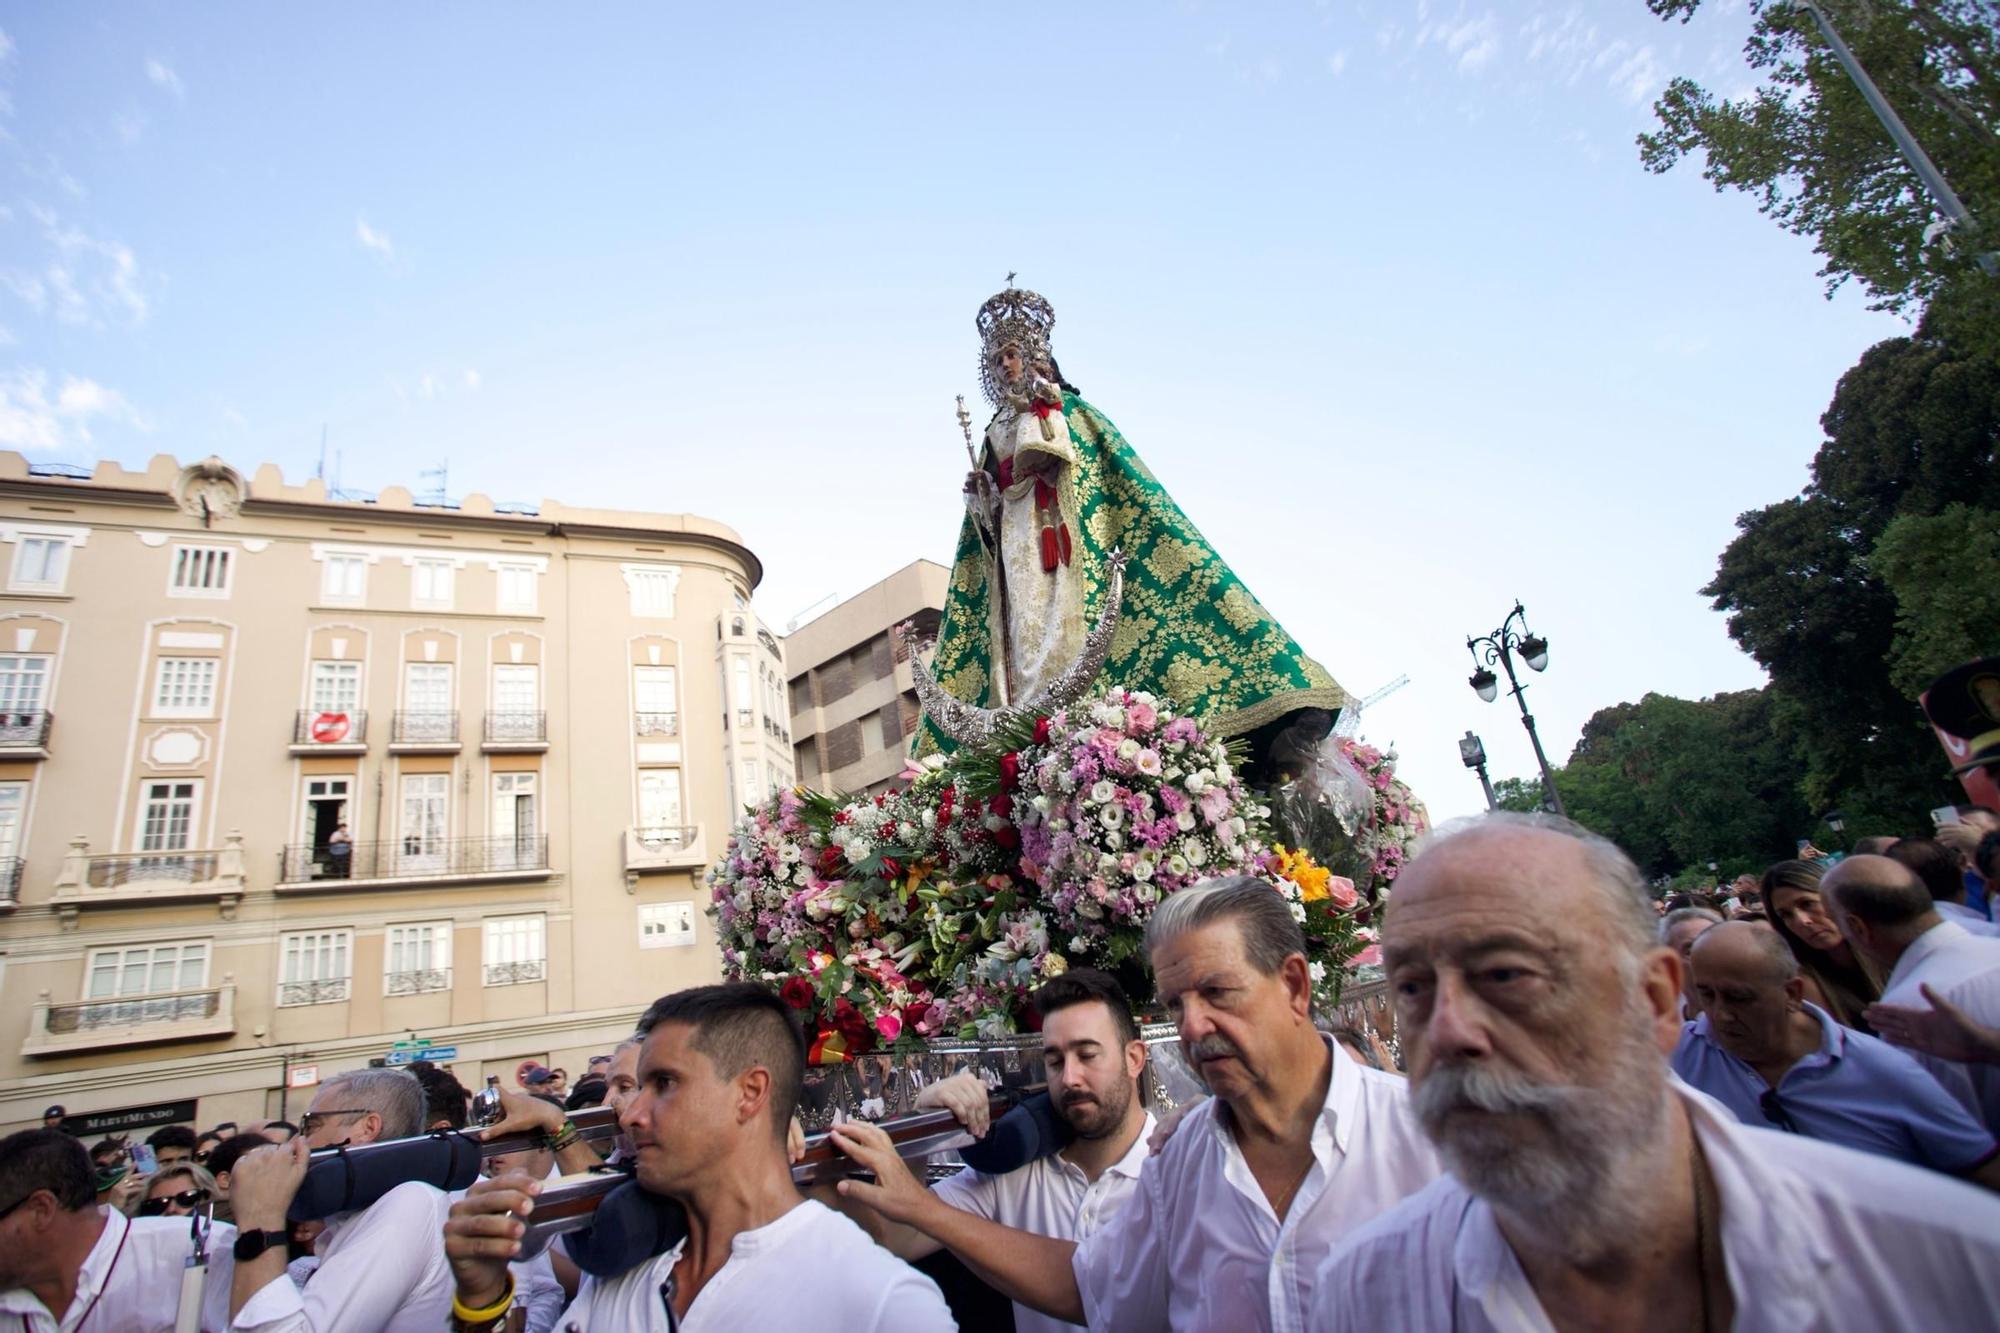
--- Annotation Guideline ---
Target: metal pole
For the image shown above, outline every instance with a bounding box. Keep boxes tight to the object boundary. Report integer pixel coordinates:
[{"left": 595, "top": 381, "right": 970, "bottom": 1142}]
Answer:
[
  {"left": 1496, "top": 647, "right": 1566, "bottom": 817},
  {"left": 1474, "top": 761, "right": 1498, "bottom": 811},
  {"left": 1792, "top": 0, "right": 1996, "bottom": 274}
]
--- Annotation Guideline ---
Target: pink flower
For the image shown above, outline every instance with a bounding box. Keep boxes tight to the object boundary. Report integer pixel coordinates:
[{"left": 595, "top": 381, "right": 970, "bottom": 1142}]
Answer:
[
  {"left": 1125, "top": 701, "right": 1157, "bottom": 732},
  {"left": 875, "top": 1012, "right": 903, "bottom": 1042},
  {"left": 1352, "top": 943, "right": 1382, "bottom": 968},
  {"left": 1325, "top": 876, "right": 1359, "bottom": 909}
]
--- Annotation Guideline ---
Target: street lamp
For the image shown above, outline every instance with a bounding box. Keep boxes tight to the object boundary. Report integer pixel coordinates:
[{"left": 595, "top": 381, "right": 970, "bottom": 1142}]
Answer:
[
  {"left": 1466, "top": 601, "right": 1566, "bottom": 816},
  {"left": 1823, "top": 808, "right": 1846, "bottom": 851},
  {"left": 1459, "top": 730, "right": 1498, "bottom": 811}
]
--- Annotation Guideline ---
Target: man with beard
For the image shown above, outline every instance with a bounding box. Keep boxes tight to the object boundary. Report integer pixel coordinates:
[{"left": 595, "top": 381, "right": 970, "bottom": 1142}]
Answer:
[
  {"left": 830, "top": 968, "right": 1155, "bottom": 1333},
  {"left": 1313, "top": 813, "right": 2000, "bottom": 1331},
  {"left": 833, "top": 876, "right": 1442, "bottom": 1330},
  {"left": 443, "top": 984, "right": 952, "bottom": 1331}
]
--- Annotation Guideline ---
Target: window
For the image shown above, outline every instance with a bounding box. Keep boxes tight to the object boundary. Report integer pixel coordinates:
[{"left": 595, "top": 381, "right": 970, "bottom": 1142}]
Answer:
[
  {"left": 278, "top": 931, "right": 352, "bottom": 1005},
  {"left": 743, "top": 760, "right": 761, "bottom": 796},
  {"left": 322, "top": 553, "right": 367, "bottom": 603},
  {"left": 639, "top": 902, "right": 696, "bottom": 949},
  {"left": 0, "top": 782, "right": 24, "bottom": 863},
  {"left": 495, "top": 564, "right": 537, "bottom": 614},
  {"left": 386, "top": 922, "right": 452, "bottom": 994},
  {"left": 169, "top": 546, "right": 232, "bottom": 597},
  {"left": 402, "top": 662, "right": 454, "bottom": 741},
  {"left": 0, "top": 656, "right": 49, "bottom": 715},
  {"left": 9, "top": 536, "right": 70, "bottom": 592},
  {"left": 399, "top": 773, "right": 449, "bottom": 871},
  {"left": 623, "top": 565, "right": 680, "bottom": 618},
  {"left": 310, "top": 661, "right": 361, "bottom": 715},
  {"left": 638, "top": 769, "right": 683, "bottom": 838},
  {"left": 138, "top": 781, "right": 198, "bottom": 852},
  {"left": 492, "top": 663, "right": 537, "bottom": 714},
  {"left": 411, "top": 559, "right": 454, "bottom": 609},
  {"left": 491, "top": 772, "right": 538, "bottom": 868},
  {"left": 87, "top": 941, "right": 209, "bottom": 998},
  {"left": 484, "top": 914, "right": 546, "bottom": 986},
  {"left": 733, "top": 657, "right": 754, "bottom": 726},
  {"left": 153, "top": 657, "right": 219, "bottom": 716},
  {"left": 634, "top": 665, "right": 677, "bottom": 734}
]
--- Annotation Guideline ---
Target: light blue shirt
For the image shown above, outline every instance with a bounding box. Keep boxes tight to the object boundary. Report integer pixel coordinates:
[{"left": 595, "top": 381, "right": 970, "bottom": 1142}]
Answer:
[
  {"left": 1673, "top": 1002, "right": 1997, "bottom": 1175},
  {"left": 1935, "top": 899, "right": 2000, "bottom": 937}
]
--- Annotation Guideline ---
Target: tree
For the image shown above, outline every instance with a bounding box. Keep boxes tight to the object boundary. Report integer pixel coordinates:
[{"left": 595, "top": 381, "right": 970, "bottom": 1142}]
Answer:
[
  {"left": 1871, "top": 502, "right": 2000, "bottom": 695},
  {"left": 1640, "top": 1, "right": 2000, "bottom": 333},
  {"left": 1704, "top": 333, "right": 1996, "bottom": 829},
  {"left": 1493, "top": 777, "right": 1545, "bottom": 813}
]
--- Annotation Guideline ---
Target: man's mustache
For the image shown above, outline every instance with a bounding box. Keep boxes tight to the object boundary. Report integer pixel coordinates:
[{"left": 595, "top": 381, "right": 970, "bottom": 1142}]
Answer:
[
  {"left": 1186, "top": 1034, "right": 1243, "bottom": 1063},
  {"left": 1412, "top": 1063, "right": 1581, "bottom": 1126}
]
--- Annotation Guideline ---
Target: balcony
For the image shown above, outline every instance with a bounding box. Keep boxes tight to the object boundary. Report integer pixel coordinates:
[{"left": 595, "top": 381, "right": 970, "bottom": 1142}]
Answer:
[
  {"left": 483, "top": 958, "right": 546, "bottom": 987},
  {"left": 0, "top": 710, "right": 52, "bottom": 759},
  {"left": 623, "top": 824, "right": 707, "bottom": 878},
  {"left": 277, "top": 977, "right": 351, "bottom": 1007},
  {"left": 24, "top": 978, "right": 237, "bottom": 1056},
  {"left": 0, "top": 856, "right": 19, "bottom": 911},
  {"left": 482, "top": 711, "right": 548, "bottom": 753},
  {"left": 49, "top": 834, "right": 248, "bottom": 925},
  {"left": 386, "top": 967, "right": 452, "bottom": 996},
  {"left": 289, "top": 709, "right": 367, "bottom": 755},
  {"left": 276, "top": 835, "right": 550, "bottom": 892},
  {"left": 634, "top": 711, "right": 680, "bottom": 738},
  {"left": 390, "top": 710, "right": 460, "bottom": 753}
]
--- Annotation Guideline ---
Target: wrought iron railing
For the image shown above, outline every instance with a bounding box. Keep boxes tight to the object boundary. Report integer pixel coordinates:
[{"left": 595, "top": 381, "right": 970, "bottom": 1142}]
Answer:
[
  {"left": 46, "top": 988, "right": 221, "bottom": 1033},
  {"left": 392, "top": 710, "right": 459, "bottom": 744},
  {"left": 484, "top": 711, "right": 546, "bottom": 743},
  {"left": 634, "top": 711, "right": 679, "bottom": 737},
  {"left": 277, "top": 978, "right": 351, "bottom": 1007},
  {"left": 636, "top": 825, "right": 697, "bottom": 850},
  {"left": 0, "top": 711, "right": 52, "bottom": 747},
  {"left": 0, "top": 856, "right": 20, "bottom": 905},
  {"left": 483, "top": 958, "right": 546, "bottom": 987},
  {"left": 86, "top": 852, "right": 219, "bottom": 889},
  {"left": 292, "top": 709, "right": 366, "bottom": 745},
  {"left": 385, "top": 967, "right": 452, "bottom": 996},
  {"left": 278, "top": 835, "right": 548, "bottom": 884}
]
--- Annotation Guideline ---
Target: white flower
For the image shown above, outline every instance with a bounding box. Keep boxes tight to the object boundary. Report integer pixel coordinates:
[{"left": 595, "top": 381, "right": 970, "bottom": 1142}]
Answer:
[
  {"left": 1131, "top": 857, "right": 1155, "bottom": 882},
  {"left": 847, "top": 838, "right": 874, "bottom": 861},
  {"left": 1135, "top": 749, "right": 1162, "bottom": 776},
  {"left": 1166, "top": 853, "right": 1189, "bottom": 876},
  {"left": 1288, "top": 900, "right": 1306, "bottom": 923},
  {"left": 1105, "top": 830, "right": 1126, "bottom": 850},
  {"left": 1175, "top": 809, "right": 1197, "bottom": 831},
  {"left": 1185, "top": 841, "right": 1208, "bottom": 866},
  {"left": 1098, "top": 852, "right": 1120, "bottom": 872},
  {"left": 1309, "top": 960, "right": 1327, "bottom": 985},
  {"left": 1100, "top": 805, "right": 1125, "bottom": 830},
  {"left": 1185, "top": 773, "right": 1207, "bottom": 795},
  {"left": 1117, "top": 738, "right": 1141, "bottom": 761},
  {"left": 1070, "top": 934, "right": 1092, "bottom": 953},
  {"left": 1034, "top": 795, "right": 1052, "bottom": 814},
  {"left": 1090, "top": 780, "right": 1117, "bottom": 804},
  {"left": 921, "top": 809, "right": 937, "bottom": 829}
]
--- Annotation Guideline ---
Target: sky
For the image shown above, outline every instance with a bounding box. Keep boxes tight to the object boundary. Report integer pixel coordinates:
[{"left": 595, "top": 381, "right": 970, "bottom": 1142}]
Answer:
[{"left": 0, "top": 2, "right": 1908, "bottom": 823}]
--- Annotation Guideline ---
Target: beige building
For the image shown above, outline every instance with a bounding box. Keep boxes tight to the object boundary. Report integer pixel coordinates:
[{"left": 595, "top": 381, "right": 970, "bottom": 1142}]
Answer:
[
  {"left": 786, "top": 560, "right": 948, "bottom": 795},
  {"left": 0, "top": 452, "right": 792, "bottom": 1132}
]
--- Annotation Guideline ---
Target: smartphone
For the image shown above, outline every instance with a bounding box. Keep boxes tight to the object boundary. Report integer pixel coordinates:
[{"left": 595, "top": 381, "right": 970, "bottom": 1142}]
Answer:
[
  {"left": 1933, "top": 806, "right": 1962, "bottom": 827},
  {"left": 129, "top": 1143, "right": 158, "bottom": 1175},
  {"left": 1796, "top": 839, "right": 1812, "bottom": 853}
]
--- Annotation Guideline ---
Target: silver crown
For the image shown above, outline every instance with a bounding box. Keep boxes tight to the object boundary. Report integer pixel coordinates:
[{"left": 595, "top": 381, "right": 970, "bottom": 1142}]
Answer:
[{"left": 975, "top": 285, "right": 1057, "bottom": 407}]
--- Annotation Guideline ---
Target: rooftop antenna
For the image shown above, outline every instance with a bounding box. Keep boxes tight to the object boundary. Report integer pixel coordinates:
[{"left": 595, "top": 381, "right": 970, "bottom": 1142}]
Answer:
[
  {"left": 314, "top": 425, "right": 327, "bottom": 483},
  {"left": 418, "top": 460, "right": 449, "bottom": 505},
  {"left": 786, "top": 591, "right": 840, "bottom": 633}
]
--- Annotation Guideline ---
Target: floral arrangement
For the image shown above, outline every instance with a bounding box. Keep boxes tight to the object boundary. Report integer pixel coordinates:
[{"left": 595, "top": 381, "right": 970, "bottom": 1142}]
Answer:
[{"left": 709, "top": 684, "right": 1420, "bottom": 1056}]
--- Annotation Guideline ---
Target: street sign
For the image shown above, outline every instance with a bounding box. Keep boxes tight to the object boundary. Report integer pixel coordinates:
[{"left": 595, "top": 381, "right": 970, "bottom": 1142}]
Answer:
[
  {"left": 384, "top": 1045, "right": 457, "bottom": 1066},
  {"left": 309, "top": 712, "right": 351, "bottom": 743},
  {"left": 63, "top": 1098, "right": 199, "bottom": 1137},
  {"left": 287, "top": 1064, "right": 320, "bottom": 1089},
  {"left": 392, "top": 1039, "right": 425, "bottom": 1049}
]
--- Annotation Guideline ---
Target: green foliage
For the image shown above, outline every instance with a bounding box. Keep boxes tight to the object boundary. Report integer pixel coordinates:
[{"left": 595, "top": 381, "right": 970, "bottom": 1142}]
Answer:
[
  {"left": 1871, "top": 503, "right": 2000, "bottom": 695},
  {"left": 1492, "top": 777, "right": 1545, "bottom": 813},
  {"left": 1704, "top": 334, "right": 1994, "bottom": 829},
  {"left": 1640, "top": 0, "right": 2000, "bottom": 339}
]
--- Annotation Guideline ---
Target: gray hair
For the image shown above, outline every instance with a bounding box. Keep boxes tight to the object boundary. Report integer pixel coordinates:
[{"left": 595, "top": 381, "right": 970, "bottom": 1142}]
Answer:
[
  {"left": 1690, "top": 919, "right": 1799, "bottom": 983},
  {"left": 1145, "top": 875, "right": 1307, "bottom": 975},
  {"left": 323, "top": 1069, "right": 426, "bottom": 1140},
  {"left": 1659, "top": 906, "right": 1725, "bottom": 943},
  {"left": 1416, "top": 812, "right": 1658, "bottom": 967}
]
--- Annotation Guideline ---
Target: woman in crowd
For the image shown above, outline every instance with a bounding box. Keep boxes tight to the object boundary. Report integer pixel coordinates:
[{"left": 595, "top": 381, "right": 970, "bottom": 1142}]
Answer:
[
  {"left": 1763, "top": 857, "right": 1881, "bottom": 1031},
  {"left": 140, "top": 1161, "right": 220, "bottom": 1218}
]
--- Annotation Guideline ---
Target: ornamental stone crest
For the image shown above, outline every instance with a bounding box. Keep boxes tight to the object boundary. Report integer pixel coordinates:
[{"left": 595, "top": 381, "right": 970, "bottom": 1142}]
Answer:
[{"left": 174, "top": 457, "right": 246, "bottom": 523}]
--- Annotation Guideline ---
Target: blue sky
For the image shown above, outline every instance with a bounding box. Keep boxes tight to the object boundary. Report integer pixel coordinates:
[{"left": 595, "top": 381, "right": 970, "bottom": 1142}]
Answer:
[{"left": 0, "top": 2, "right": 1907, "bottom": 827}]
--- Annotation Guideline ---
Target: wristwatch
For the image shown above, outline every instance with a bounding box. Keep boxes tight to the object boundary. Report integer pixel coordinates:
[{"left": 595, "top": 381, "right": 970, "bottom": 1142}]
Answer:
[{"left": 233, "top": 1229, "right": 290, "bottom": 1262}]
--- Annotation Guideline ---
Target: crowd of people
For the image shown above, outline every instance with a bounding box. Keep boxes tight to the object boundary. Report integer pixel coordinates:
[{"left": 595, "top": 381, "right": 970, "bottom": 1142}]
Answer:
[{"left": 3, "top": 809, "right": 1999, "bottom": 1330}]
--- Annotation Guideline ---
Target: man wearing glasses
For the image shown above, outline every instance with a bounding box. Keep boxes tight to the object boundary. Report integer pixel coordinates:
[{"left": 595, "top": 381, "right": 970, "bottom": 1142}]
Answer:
[
  {"left": 1675, "top": 920, "right": 2000, "bottom": 1185},
  {"left": 225, "top": 1069, "right": 456, "bottom": 1331},
  {"left": 0, "top": 1128, "right": 239, "bottom": 1331}
]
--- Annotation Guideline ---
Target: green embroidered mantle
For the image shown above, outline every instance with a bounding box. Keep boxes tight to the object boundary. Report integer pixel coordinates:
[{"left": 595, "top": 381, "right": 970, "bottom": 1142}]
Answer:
[{"left": 919, "top": 394, "right": 1348, "bottom": 754}]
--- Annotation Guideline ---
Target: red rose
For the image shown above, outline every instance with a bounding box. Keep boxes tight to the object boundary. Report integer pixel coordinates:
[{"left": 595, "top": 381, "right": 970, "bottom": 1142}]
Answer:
[
  {"left": 816, "top": 846, "right": 844, "bottom": 878},
  {"left": 882, "top": 856, "right": 903, "bottom": 879},
  {"left": 989, "top": 792, "right": 1013, "bottom": 819},
  {"left": 994, "top": 825, "right": 1020, "bottom": 850},
  {"left": 999, "top": 752, "right": 1021, "bottom": 792},
  {"left": 1033, "top": 716, "right": 1052, "bottom": 745},
  {"left": 780, "top": 977, "right": 815, "bottom": 1010}
]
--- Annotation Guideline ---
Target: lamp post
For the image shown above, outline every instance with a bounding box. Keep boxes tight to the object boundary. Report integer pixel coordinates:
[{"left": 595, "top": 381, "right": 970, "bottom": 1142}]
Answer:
[
  {"left": 1823, "top": 808, "right": 1846, "bottom": 852},
  {"left": 1466, "top": 601, "right": 1566, "bottom": 817},
  {"left": 1459, "top": 731, "right": 1498, "bottom": 811}
]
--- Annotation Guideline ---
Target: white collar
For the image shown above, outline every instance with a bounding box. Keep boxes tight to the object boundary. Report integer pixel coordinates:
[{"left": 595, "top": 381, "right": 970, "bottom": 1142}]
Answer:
[
  {"left": 0, "top": 1209, "right": 127, "bottom": 1323},
  {"left": 1209, "top": 1034, "right": 1351, "bottom": 1157},
  {"left": 1887, "top": 919, "right": 1971, "bottom": 992}
]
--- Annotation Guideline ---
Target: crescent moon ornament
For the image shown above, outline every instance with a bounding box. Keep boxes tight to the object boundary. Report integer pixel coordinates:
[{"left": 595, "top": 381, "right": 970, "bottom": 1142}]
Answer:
[{"left": 902, "top": 552, "right": 1127, "bottom": 748}]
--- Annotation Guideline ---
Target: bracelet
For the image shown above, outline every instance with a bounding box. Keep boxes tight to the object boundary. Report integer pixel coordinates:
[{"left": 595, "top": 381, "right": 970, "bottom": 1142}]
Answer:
[
  {"left": 450, "top": 1274, "right": 515, "bottom": 1325},
  {"left": 542, "top": 1121, "right": 581, "bottom": 1154}
]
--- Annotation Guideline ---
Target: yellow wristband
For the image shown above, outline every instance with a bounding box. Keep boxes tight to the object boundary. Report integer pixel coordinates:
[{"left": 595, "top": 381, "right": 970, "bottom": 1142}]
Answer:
[{"left": 450, "top": 1274, "right": 515, "bottom": 1323}]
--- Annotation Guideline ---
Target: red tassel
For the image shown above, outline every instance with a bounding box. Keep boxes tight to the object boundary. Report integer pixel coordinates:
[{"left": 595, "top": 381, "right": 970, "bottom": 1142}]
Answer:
[
  {"left": 1041, "top": 526, "right": 1058, "bottom": 571},
  {"left": 1058, "top": 523, "right": 1073, "bottom": 566}
]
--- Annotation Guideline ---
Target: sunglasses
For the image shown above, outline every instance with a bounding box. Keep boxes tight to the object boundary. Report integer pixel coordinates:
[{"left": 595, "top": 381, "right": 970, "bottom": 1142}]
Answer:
[
  {"left": 1758, "top": 1089, "right": 1801, "bottom": 1134},
  {"left": 139, "top": 1188, "right": 210, "bottom": 1216}
]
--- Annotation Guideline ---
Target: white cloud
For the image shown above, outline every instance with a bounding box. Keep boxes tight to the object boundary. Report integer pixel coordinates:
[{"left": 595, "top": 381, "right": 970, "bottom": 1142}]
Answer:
[
  {"left": 419, "top": 372, "right": 439, "bottom": 398},
  {"left": 4, "top": 205, "right": 147, "bottom": 327},
  {"left": 1597, "top": 40, "right": 1665, "bottom": 104},
  {"left": 0, "top": 368, "right": 149, "bottom": 453},
  {"left": 145, "top": 57, "right": 184, "bottom": 100},
  {"left": 1418, "top": 12, "right": 1501, "bottom": 75},
  {"left": 0, "top": 28, "right": 14, "bottom": 65},
  {"left": 1327, "top": 50, "right": 1348, "bottom": 77},
  {"left": 463, "top": 369, "right": 481, "bottom": 390},
  {"left": 355, "top": 216, "right": 394, "bottom": 261},
  {"left": 113, "top": 111, "right": 147, "bottom": 145}
]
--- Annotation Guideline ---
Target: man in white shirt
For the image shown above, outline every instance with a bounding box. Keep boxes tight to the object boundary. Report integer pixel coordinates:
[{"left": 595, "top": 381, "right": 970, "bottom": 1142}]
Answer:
[
  {"left": 832, "top": 875, "right": 1443, "bottom": 1331},
  {"left": 0, "top": 1128, "right": 240, "bottom": 1332},
  {"left": 1826, "top": 853, "right": 2000, "bottom": 1129},
  {"left": 444, "top": 982, "right": 954, "bottom": 1331},
  {"left": 1312, "top": 813, "right": 2000, "bottom": 1332},
  {"left": 226, "top": 1068, "right": 456, "bottom": 1332},
  {"left": 829, "top": 967, "right": 1157, "bottom": 1333}
]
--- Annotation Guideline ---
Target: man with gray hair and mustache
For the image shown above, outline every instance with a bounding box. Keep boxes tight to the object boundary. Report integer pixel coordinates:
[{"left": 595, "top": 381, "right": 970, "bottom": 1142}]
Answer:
[
  {"left": 1313, "top": 812, "right": 2000, "bottom": 1331},
  {"left": 833, "top": 874, "right": 1443, "bottom": 1330}
]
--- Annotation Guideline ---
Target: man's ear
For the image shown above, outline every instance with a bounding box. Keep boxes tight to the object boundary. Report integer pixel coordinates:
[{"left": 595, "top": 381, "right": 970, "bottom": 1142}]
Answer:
[
  {"left": 1279, "top": 953, "right": 1313, "bottom": 1021},
  {"left": 1123, "top": 1038, "right": 1147, "bottom": 1083},
  {"left": 736, "top": 1066, "right": 774, "bottom": 1129}
]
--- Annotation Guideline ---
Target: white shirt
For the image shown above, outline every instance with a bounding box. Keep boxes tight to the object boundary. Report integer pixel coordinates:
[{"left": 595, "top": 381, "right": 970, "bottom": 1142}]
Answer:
[
  {"left": 0, "top": 1209, "right": 238, "bottom": 1333},
  {"left": 229, "top": 1182, "right": 454, "bottom": 1333},
  {"left": 1072, "top": 1036, "right": 1442, "bottom": 1332},
  {"left": 1882, "top": 919, "right": 2000, "bottom": 1130},
  {"left": 1934, "top": 900, "right": 2000, "bottom": 937},
  {"left": 552, "top": 1198, "right": 954, "bottom": 1332},
  {"left": 1310, "top": 1078, "right": 2000, "bottom": 1332},
  {"left": 932, "top": 1111, "right": 1156, "bottom": 1333}
]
